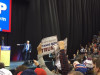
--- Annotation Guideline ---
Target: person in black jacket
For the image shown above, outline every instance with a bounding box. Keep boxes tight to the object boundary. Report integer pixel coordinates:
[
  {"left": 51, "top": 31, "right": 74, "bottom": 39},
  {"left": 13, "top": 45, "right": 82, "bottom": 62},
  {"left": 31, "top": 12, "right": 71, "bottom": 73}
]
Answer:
[{"left": 17, "top": 40, "right": 32, "bottom": 61}]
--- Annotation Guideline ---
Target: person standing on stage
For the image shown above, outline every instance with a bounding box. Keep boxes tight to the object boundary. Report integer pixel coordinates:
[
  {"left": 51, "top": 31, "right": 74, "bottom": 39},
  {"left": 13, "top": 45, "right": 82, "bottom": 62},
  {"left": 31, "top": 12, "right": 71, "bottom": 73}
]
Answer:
[
  {"left": 1, "top": 36, "right": 5, "bottom": 46},
  {"left": 17, "top": 40, "right": 32, "bottom": 61}
]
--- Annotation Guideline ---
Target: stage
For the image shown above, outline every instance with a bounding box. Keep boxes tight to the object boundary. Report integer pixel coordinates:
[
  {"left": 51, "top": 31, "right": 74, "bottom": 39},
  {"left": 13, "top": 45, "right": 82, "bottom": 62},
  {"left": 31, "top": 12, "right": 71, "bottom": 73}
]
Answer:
[
  {"left": 5, "top": 61, "right": 36, "bottom": 74},
  {"left": 5, "top": 61, "right": 36, "bottom": 70},
  {"left": 5, "top": 60, "right": 54, "bottom": 74}
]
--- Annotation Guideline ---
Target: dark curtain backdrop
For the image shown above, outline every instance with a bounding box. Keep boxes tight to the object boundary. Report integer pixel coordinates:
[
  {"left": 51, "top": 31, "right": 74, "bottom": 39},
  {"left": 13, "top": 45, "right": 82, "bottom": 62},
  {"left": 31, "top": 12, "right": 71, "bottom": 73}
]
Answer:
[{"left": 1, "top": 0, "right": 100, "bottom": 60}]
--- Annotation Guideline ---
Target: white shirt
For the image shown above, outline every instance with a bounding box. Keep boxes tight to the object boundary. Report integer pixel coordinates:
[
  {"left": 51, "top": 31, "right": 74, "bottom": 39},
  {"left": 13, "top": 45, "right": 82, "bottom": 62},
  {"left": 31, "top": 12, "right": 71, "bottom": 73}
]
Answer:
[
  {"left": 0, "top": 68, "right": 12, "bottom": 75},
  {"left": 55, "top": 54, "right": 61, "bottom": 70},
  {"left": 80, "top": 48, "right": 85, "bottom": 53},
  {"left": 26, "top": 44, "right": 29, "bottom": 50}
]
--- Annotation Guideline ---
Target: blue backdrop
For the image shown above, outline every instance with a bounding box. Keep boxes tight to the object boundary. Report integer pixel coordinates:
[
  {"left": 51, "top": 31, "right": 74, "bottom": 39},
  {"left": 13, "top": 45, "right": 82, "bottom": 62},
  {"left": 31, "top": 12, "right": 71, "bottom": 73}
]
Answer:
[{"left": 0, "top": 0, "right": 11, "bottom": 32}]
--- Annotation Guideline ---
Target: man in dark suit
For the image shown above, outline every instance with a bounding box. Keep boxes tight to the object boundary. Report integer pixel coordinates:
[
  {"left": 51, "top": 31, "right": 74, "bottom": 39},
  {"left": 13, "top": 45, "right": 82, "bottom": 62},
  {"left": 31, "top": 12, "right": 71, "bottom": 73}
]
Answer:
[
  {"left": 0, "top": 36, "right": 5, "bottom": 46},
  {"left": 1, "top": 36, "right": 5, "bottom": 46},
  {"left": 17, "top": 40, "right": 32, "bottom": 61}
]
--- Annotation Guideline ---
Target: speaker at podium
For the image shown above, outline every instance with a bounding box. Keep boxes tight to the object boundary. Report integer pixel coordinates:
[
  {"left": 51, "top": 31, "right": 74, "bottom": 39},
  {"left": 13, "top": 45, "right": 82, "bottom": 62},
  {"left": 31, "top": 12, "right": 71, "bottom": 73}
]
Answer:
[{"left": 0, "top": 46, "right": 11, "bottom": 66}]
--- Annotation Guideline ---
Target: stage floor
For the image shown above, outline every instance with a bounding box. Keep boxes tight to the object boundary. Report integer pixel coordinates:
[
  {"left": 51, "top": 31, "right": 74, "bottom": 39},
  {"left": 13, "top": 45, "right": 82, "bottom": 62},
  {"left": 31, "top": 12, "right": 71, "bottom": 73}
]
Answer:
[
  {"left": 5, "top": 61, "right": 36, "bottom": 70},
  {"left": 5, "top": 60, "right": 54, "bottom": 72}
]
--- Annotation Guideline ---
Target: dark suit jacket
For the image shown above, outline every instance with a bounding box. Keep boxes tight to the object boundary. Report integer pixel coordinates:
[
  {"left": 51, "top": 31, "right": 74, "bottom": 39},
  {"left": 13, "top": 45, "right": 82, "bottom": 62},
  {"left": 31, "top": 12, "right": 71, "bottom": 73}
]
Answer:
[
  {"left": 20, "top": 43, "right": 32, "bottom": 52},
  {"left": 83, "top": 56, "right": 88, "bottom": 61}
]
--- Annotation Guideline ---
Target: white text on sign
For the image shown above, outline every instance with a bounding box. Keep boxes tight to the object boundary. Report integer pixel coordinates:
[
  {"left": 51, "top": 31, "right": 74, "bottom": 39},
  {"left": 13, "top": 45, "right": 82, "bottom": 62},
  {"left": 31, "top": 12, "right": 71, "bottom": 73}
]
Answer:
[{"left": 0, "top": 2, "right": 7, "bottom": 14}]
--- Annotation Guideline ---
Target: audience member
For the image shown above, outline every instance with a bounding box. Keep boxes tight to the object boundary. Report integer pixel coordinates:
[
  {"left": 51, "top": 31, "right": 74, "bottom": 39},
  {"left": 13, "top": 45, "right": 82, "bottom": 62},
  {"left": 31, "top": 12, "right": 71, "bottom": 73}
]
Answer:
[
  {"left": 68, "top": 71, "right": 84, "bottom": 75},
  {"left": 93, "top": 58, "right": 100, "bottom": 75},
  {"left": 0, "top": 62, "right": 12, "bottom": 75},
  {"left": 83, "top": 53, "right": 88, "bottom": 61},
  {"left": 37, "top": 41, "right": 71, "bottom": 75},
  {"left": 14, "top": 65, "right": 28, "bottom": 75},
  {"left": 34, "top": 68, "right": 47, "bottom": 75},
  {"left": 21, "top": 69, "right": 37, "bottom": 75},
  {"left": 73, "top": 61, "right": 87, "bottom": 75},
  {"left": 37, "top": 43, "right": 61, "bottom": 75}
]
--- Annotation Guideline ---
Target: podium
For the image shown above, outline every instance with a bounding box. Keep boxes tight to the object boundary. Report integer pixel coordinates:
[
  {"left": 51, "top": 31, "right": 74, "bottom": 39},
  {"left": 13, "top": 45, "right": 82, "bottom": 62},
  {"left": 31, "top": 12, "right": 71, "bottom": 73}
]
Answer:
[{"left": 0, "top": 46, "right": 11, "bottom": 66}]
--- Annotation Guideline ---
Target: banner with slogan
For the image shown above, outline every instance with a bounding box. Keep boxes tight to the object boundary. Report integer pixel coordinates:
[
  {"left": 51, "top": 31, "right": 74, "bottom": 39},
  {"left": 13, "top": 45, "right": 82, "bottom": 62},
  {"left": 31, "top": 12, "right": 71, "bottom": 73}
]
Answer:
[
  {"left": 41, "top": 36, "right": 58, "bottom": 56},
  {"left": 0, "top": 0, "right": 12, "bottom": 32}
]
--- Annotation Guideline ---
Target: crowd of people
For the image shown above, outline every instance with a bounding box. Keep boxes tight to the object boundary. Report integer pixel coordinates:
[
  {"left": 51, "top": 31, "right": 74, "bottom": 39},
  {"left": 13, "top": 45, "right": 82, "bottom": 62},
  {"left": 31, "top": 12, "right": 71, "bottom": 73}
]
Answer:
[
  {"left": 70, "top": 33, "right": 100, "bottom": 75},
  {"left": 0, "top": 33, "right": 100, "bottom": 75}
]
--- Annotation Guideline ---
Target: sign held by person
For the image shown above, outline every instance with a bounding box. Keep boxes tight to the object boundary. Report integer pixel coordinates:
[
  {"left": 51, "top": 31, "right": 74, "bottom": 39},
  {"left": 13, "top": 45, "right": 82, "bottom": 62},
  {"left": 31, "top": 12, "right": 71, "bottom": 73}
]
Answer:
[
  {"left": 64, "top": 38, "right": 68, "bottom": 50},
  {"left": 41, "top": 36, "right": 58, "bottom": 56}
]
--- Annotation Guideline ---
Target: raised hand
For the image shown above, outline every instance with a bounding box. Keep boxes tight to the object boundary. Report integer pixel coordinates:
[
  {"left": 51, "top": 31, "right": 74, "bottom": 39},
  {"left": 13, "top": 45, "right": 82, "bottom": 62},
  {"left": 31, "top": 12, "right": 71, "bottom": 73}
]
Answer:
[
  {"left": 37, "top": 43, "right": 42, "bottom": 54},
  {"left": 58, "top": 41, "right": 65, "bottom": 50},
  {"left": 33, "top": 60, "right": 39, "bottom": 66}
]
